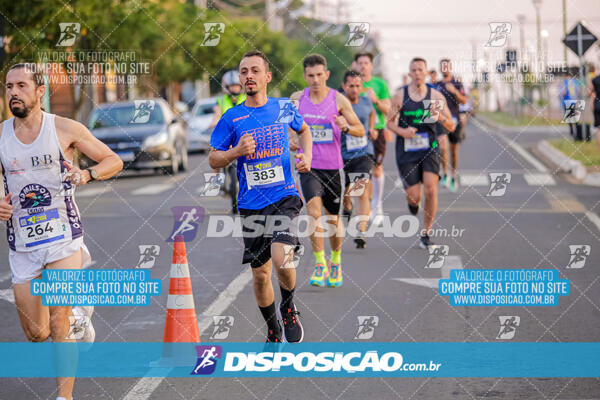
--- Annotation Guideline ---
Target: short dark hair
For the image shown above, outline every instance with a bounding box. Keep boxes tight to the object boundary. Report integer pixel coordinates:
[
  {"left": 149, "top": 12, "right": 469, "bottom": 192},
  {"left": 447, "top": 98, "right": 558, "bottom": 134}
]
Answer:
[
  {"left": 354, "top": 52, "right": 374, "bottom": 62},
  {"left": 410, "top": 57, "right": 427, "bottom": 68},
  {"left": 429, "top": 69, "right": 437, "bottom": 74},
  {"left": 343, "top": 69, "right": 361, "bottom": 84},
  {"left": 8, "top": 63, "right": 45, "bottom": 87},
  {"left": 440, "top": 58, "right": 451, "bottom": 65},
  {"left": 303, "top": 54, "right": 327, "bottom": 70},
  {"left": 241, "top": 50, "right": 270, "bottom": 71}
]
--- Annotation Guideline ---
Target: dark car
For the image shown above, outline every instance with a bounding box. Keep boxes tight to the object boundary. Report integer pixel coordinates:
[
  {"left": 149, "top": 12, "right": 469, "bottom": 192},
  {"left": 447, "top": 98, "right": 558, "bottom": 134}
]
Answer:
[{"left": 82, "top": 99, "right": 188, "bottom": 174}]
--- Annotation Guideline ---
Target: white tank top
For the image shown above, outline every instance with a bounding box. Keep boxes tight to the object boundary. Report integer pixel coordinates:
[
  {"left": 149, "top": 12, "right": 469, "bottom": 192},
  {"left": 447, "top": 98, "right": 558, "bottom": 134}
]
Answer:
[{"left": 0, "top": 112, "right": 83, "bottom": 251}]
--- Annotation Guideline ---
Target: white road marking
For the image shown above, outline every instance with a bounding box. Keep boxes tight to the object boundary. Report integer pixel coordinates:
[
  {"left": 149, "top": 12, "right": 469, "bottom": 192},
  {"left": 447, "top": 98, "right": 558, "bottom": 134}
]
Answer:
[
  {"left": 131, "top": 184, "right": 174, "bottom": 196},
  {"left": 0, "top": 270, "right": 12, "bottom": 283},
  {"left": 0, "top": 288, "right": 14, "bottom": 304},
  {"left": 392, "top": 255, "right": 463, "bottom": 289},
  {"left": 585, "top": 211, "right": 600, "bottom": 234},
  {"left": 76, "top": 187, "right": 111, "bottom": 197},
  {"left": 523, "top": 173, "right": 556, "bottom": 186},
  {"left": 460, "top": 174, "right": 490, "bottom": 187},
  {"left": 496, "top": 131, "right": 548, "bottom": 172},
  {"left": 123, "top": 268, "right": 252, "bottom": 400}
]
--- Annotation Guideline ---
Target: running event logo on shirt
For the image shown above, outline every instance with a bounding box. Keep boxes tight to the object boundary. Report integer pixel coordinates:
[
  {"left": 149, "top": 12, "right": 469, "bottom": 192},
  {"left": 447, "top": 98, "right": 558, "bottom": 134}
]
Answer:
[
  {"left": 19, "top": 184, "right": 52, "bottom": 211},
  {"left": 275, "top": 100, "right": 296, "bottom": 123},
  {"left": 167, "top": 206, "right": 204, "bottom": 242},
  {"left": 191, "top": 345, "right": 222, "bottom": 375},
  {"left": 243, "top": 124, "right": 287, "bottom": 188}
]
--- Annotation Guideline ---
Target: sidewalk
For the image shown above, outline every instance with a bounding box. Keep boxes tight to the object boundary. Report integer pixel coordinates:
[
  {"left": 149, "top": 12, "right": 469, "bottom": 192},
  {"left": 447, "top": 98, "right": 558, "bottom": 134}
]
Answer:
[{"left": 475, "top": 114, "right": 600, "bottom": 187}]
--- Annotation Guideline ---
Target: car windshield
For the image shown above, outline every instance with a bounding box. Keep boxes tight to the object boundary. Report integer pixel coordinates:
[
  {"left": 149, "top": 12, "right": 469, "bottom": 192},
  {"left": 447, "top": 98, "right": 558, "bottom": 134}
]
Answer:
[
  {"left": 195, "top": 103, "right": 216, "bottom": 116},
  {"left": 88, "top": 103, "right": 164, "bottom": 129}
]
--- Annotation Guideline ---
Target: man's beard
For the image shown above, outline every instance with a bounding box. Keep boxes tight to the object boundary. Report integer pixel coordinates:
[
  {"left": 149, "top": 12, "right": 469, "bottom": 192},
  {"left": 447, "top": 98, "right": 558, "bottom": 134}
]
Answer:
[
  {"left": 245, "top": 88, "right": 257, "bottom": 96},
  {"left": 9, "top": 98, "right": 31, "bottom": 118}
]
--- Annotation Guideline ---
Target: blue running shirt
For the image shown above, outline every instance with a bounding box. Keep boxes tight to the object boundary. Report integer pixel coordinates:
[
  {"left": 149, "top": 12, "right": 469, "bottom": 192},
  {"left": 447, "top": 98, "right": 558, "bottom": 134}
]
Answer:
[{"left": 210, "top": 97, "right": 303, "bottom": 210}]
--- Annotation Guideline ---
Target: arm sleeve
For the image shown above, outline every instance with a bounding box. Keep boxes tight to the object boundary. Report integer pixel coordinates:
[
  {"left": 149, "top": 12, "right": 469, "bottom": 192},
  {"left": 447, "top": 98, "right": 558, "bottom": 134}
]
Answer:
[{"left": 210, "top": 113, "right": 235, "bottom": 151}]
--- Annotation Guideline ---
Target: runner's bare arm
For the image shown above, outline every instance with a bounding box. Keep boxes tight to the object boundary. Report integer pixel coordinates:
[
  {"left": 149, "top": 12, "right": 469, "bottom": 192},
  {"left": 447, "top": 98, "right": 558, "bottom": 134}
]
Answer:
[
  {"left": 57, "top": 116, "right": 123, "bottom": 184},
  {"left": 294, "top": 122, "right": 312, "bottom": 173},
  {"left": 289, "top": 91, "right": 302, "bottom": 106},
  {"left": 368, "top": 109, "right": 377, "bottom": 140},
  {"left": 209, "top": 133, "right": 255, "bottom": 169},
  {"left": 209, "top": 105, "right": 222, "bottom": 128},
  {"left": 336, "top": 92, "right": 365, "bottom": 137},
  {"left": 386, "top": 89, "right": 415, "bottom": 138},
  {"left": 431, "top": 89, "right": 456, "bottom": 132}
]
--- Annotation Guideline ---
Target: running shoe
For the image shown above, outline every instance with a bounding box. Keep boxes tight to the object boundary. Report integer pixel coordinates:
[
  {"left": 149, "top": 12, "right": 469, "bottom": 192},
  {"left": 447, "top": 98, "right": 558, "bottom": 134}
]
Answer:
[
  {"left": 278, "top": 303, "right": 304, "bottom": 343},
  {"left": 327, "top": 262, "right": 343, "bottom": 288},
  {"left": 449, "top": 177, "right": 458, "bottom": 193},
  {"left": 371, "top": 209, "right": 385, "bottom": 227},
  {"left": 354, "top": 236, "right": 366, "bottom": 249},
  {"left": 440, "top": 174, "right": 450, "bottom": 188},
  {"left": 72, "top": 306, "right": 95, "bottom": 342},
  {"left": 408, "top": 203, "right": 420, "bottom": 215},
  {"left": 419, "top": 234, "right": 433, "bottom": 249},
  {"left": 309, "top": 263, "right": 328, "bottom": 287}
]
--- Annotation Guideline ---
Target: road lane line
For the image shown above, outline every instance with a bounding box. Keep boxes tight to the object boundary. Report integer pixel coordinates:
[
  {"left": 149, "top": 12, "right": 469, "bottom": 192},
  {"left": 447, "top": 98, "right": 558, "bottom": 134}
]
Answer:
[
  {"left": 460, "top": 174, "right": 490, "bottom": 187},
  {"left": 76, "top": 187, "right": 111, "bottom": 197},
  {"left": 123, "top": 268, "right": 252, "bottom": 400},
  {"left": 523, "top": 173, "right": 556, "bottom": 186},
  {"left": 496, "top": 131, "right": 548, "bottom": 172},
  {"left": 0, "top": 289, "right": 14, "bottom": 304},
  {"left": 393, "top": 255, "right": 463, "bottom": 289},
  {"left": 131, "top": 184, "right": 175, "bottom": 196},
  {"left": 585, "top": 211, "right": 600, "bottom": 233}
]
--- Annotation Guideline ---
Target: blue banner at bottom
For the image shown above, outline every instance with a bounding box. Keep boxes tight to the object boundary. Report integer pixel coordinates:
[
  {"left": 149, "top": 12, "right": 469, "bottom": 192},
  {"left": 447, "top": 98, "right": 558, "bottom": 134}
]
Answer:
[{"left": 0, "top": 342, "right": 598, "bottom": 378}]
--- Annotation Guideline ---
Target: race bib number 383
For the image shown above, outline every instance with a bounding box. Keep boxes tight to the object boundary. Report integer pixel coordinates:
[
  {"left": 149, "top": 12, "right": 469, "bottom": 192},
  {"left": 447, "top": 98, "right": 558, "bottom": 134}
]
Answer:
[
  {"left": 244, "top": 158, "right": 285, "bottom": 189},
  {"left": 18, "top": 208, "right": 66, "bottom": 248}
]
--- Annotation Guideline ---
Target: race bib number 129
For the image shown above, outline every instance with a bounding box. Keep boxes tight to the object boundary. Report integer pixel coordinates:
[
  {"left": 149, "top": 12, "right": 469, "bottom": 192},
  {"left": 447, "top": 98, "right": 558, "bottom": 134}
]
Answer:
[{"left": 310, "top": 123, "right": 334, "bottom": 143}]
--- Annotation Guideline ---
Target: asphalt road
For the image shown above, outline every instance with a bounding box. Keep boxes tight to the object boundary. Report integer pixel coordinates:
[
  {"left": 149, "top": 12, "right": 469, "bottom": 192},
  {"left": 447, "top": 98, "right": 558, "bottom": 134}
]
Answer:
[{"left": 0, "top": 117, "right": 599, "bottom": 399}]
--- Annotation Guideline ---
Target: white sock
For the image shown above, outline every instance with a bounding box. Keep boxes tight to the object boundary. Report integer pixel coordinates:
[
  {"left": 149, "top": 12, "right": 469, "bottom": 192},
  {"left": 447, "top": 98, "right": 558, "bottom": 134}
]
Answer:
[
  {"left": 56, "top": 397, "right": 69, "bottom": 400},
  {"left": 375, "top": 173, "right": 384, "bottom": 212},
  {"left": 371, "top": 175, "right": 380, "bottom": 213}
]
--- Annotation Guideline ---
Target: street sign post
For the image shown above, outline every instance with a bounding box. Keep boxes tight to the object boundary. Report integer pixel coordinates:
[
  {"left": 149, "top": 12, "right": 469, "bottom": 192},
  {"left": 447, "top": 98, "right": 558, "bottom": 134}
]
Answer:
[{"left": 563, "top": 22, "right": 597, "bottom": 79}]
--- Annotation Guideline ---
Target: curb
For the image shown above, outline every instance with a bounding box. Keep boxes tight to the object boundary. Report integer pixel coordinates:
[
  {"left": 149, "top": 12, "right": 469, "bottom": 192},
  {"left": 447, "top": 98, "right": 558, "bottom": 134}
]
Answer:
[
  {"left": 475, "top": 116, "right": 598, "bottom": 186},
  {"left": 536, "top": 140, "right": 587, "bottom": 180}
]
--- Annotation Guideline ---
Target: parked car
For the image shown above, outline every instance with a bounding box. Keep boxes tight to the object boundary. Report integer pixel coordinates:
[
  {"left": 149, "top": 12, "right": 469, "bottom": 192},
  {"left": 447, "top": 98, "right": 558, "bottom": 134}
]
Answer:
[
  {"left": 83, "top": 99, "right": 188, "bottom": 174},
  {"left": 186, "top": 96, "right": 217, "bottom": 152}
]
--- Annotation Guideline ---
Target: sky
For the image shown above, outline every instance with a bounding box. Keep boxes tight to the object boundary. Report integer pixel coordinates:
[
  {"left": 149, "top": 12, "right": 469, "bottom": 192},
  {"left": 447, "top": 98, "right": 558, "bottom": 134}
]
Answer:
[{"left": 345, "top": 0, "right": 600, "bottom": 89}]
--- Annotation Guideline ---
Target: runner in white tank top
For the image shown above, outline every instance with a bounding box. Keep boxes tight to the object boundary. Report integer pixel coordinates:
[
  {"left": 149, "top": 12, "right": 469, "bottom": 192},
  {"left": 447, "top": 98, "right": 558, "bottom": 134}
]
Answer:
[{"left": 1, "top": 63, "right": 123, "bottom": 400}]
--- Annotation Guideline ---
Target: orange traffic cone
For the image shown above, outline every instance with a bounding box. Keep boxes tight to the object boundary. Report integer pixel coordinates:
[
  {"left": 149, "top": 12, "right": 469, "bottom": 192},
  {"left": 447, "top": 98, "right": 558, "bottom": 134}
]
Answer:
[{"left": 163, "top": 235, "right": 200, "bottom": 343}]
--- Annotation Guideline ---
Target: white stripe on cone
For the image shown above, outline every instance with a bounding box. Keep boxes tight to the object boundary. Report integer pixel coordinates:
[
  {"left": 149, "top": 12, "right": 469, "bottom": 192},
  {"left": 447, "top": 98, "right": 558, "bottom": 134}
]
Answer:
[
  {"left": 170, "top": 263, "right": 190, "bottom": 278},
  {"left": 166, "top": 294, "right": 195, "bottom": 309}
]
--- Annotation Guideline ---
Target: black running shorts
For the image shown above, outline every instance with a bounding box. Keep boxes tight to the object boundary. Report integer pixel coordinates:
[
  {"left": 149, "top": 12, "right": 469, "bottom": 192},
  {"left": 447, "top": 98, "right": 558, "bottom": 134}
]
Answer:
[
  {"left": 238, "top": 195, "right": 303, "bottom": 268},
  {"left": 299, "top": 168, "right": 343, "bottom": 215}
]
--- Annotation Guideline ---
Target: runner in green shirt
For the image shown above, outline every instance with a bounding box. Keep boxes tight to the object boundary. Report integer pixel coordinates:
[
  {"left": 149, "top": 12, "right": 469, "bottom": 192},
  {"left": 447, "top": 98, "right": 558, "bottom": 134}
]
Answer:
[{"left": 354, "top": 52, "right": 391, "bottom": 226}]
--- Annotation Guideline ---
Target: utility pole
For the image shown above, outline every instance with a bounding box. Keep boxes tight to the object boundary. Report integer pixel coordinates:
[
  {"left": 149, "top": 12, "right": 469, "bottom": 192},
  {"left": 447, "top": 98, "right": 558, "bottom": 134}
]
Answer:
[{"left": 562, "top": 0, "right": 568, "bottom": 66}]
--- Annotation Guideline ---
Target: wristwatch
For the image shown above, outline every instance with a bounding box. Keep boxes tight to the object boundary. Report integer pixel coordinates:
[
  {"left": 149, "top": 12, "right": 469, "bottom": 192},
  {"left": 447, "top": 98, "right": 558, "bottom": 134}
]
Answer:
[
  {"left": 86, "top": 168, "right": 99, "bottom": 181},
  {"left": 342, "top": 125, "right": 350, "bottom": 133}
]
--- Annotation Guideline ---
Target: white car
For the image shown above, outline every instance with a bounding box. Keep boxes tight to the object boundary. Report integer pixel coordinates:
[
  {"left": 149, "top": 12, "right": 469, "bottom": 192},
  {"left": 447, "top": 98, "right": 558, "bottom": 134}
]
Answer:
[{"left": 186, "top": 96, "right": 218, "bottom": 152}]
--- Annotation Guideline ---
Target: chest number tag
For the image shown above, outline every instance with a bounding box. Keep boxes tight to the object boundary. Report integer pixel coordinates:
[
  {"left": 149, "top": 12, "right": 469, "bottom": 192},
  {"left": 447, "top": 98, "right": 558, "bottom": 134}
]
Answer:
[
  {"left": 404, "top": 132, "right": 430, "bottom": 152},
  {"left": 244, "top": 158, "right": 285, "bottom": 189},
  {"left": 310, "top": 123, "right": 334, "bottom": 143},
  {"left": 18, "top": 208, "right": 66, "bottom": 248}
]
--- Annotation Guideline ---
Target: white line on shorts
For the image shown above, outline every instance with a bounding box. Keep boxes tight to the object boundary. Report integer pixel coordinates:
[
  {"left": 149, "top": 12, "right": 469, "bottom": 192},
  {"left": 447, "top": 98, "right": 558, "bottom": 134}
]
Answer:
[{"left": 122, "top": 268, "right": 252, "bottom": 400}]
